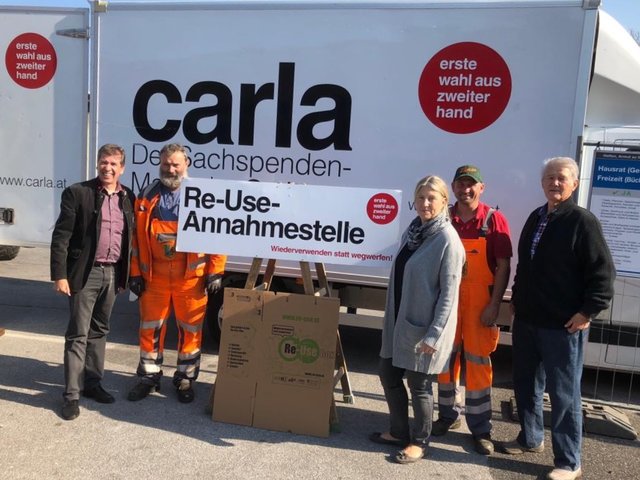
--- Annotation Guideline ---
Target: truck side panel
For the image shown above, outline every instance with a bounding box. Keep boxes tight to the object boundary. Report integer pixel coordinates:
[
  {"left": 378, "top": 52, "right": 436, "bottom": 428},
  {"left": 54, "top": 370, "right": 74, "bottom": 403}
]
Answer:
[{"left": 91, "top": 1, "right": 596, "bottom": 288}]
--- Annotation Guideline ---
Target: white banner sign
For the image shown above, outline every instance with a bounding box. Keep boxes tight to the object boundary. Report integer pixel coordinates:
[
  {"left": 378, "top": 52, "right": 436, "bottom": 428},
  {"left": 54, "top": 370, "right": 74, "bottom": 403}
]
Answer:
[
  {"left": 176, "top": 179, "right": 402, "bottom": 266},
  {"left": 589, "top": 151, "right": 640, "bottom": 277}
]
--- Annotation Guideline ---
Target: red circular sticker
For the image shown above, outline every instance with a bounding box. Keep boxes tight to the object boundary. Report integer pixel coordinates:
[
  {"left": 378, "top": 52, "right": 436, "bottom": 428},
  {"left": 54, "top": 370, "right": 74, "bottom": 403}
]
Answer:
[
  {"left": 5, "top": 32, "right": 57, "bottom": 89},
  {"left": 418, "top": 42, "right": 511, "bottom": 134},
  {"left": 367, "top": 193, "right": 399, "bottom": 225}
]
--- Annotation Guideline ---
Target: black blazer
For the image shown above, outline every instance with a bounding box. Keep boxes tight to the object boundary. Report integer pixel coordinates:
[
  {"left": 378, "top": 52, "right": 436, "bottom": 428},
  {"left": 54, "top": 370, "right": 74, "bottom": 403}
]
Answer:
[{"left": 50, "top": 177, "right": 135, "bottom": 293}]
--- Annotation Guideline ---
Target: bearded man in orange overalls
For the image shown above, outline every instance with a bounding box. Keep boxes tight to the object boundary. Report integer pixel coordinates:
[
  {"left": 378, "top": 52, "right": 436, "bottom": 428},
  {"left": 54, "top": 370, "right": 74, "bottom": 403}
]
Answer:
[
  {"left": 127, "top": 144, "right": 226, "bottom": 404},
  {"left": 432, "top": 165, "right": 512, "bottom": 455}
]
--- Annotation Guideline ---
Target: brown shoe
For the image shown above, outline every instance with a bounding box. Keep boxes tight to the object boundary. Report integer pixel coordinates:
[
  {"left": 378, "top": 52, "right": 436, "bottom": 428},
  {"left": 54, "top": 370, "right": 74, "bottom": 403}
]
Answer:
[{"left": 473, "top": 434, "right": 494, "bottom": 455}]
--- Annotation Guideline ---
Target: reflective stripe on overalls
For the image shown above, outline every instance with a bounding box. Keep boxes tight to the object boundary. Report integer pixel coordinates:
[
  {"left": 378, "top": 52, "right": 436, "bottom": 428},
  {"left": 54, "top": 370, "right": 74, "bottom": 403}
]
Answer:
[
  {"left": 137, "top": 215, "right": 206, "bottom": 384},
  {"left": 437, "top": 209, "right": 500, "bottom": 435}
]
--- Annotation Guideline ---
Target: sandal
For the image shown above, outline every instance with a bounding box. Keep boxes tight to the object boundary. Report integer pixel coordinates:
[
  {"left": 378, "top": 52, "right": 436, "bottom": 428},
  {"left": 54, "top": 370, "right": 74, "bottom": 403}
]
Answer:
[
  {"left": 394, "top": 446, "right": 425, "bottom": 464},
  {"left": 369, "top": 432, "right": 405, "bottom": 446}
]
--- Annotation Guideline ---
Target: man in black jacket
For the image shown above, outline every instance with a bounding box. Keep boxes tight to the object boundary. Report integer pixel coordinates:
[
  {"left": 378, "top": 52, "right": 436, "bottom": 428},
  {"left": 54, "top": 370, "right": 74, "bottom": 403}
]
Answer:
[
  {"left": 501, "top": 157, "right": 615, "bottom": 480},
  {"left": 50, "top": 144, "right": 135, "bottom": 421}
]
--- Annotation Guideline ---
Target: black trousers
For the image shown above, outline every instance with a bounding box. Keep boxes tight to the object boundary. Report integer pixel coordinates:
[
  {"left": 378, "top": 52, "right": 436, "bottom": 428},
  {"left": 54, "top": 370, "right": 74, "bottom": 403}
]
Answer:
[
  {"left": 63, "top": 265, "right": 118, "bottom": 401},
  {"left": 379, "top": 357, "right": 434, "bottom": 446}
]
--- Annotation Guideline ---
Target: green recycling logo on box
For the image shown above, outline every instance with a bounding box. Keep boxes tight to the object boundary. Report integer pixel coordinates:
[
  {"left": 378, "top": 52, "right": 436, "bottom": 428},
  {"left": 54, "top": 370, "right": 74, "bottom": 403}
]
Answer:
[{"left": 279, "top": 336, "right": 321, "bottom": 364}]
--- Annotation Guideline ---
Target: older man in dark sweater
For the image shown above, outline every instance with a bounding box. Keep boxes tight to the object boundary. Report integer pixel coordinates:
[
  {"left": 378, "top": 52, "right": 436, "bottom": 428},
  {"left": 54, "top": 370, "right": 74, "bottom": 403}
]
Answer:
[{"left": 502, "top": 157, "right": 614, "bottom": 480}]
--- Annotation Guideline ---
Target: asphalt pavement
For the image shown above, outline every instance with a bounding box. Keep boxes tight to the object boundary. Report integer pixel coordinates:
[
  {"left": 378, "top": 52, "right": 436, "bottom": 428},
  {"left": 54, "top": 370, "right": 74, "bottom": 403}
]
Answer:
[{"left": 1, "top": 247, "right": 639, "bottom": 480}]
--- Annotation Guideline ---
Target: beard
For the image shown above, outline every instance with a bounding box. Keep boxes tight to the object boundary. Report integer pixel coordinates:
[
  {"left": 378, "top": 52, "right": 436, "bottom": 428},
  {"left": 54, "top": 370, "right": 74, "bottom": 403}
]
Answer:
[{"left": 159, "top": 170, "right": 187, "bottom": 190}]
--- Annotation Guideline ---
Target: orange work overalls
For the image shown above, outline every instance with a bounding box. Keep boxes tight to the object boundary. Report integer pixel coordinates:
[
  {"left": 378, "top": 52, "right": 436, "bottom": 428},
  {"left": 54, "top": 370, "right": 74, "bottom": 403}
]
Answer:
[
  {"left": 437, "top": 212, "right": 500, "bottom": 435},
  {"left": 137, "top": 216, "right": 207, "bottom": 385}
]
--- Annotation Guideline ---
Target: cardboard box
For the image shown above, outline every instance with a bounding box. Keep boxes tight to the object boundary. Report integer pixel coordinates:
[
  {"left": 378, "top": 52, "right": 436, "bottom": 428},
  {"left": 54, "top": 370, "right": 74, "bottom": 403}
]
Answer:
[{"left": 213, "top": 288, "right": 340, "bottom": 437}]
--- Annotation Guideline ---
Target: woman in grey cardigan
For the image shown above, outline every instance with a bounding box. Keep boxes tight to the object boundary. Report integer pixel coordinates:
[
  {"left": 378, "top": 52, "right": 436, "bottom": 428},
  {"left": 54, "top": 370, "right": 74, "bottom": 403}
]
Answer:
[{"left": 371, "top": 175, "right": 465, "bottom": 463}]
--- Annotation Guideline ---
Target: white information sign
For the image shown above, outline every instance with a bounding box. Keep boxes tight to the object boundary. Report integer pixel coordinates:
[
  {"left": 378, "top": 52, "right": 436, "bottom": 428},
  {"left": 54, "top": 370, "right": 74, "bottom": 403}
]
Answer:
[
  {"left": 589, "top": 151, "right": 640, "bottom": 277},
  {"left": 176, "top": 179, "right": 402, "bottom": 267}
]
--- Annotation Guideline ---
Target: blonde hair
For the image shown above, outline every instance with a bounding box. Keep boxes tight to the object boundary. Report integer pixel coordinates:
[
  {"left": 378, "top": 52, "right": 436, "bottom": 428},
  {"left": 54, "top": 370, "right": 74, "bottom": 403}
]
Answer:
[{"left": 414, "top": 175, "right": 450, "bottom": 217}]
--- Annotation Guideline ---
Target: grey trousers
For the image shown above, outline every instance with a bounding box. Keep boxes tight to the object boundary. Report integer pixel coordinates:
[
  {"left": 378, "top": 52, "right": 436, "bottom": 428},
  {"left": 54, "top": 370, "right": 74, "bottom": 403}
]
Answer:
[
  {"left": 379, "top": 357, "right": 434, "bottom": 446},
  {"left": 63, "top": 265, "right": 118, "bottom": 401}
]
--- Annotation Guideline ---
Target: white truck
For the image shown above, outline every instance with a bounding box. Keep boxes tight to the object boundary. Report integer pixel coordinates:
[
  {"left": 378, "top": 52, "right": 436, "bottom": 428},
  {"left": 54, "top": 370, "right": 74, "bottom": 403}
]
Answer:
[{"left": 2, "top": 0, "right": 640, "bottom": 372}]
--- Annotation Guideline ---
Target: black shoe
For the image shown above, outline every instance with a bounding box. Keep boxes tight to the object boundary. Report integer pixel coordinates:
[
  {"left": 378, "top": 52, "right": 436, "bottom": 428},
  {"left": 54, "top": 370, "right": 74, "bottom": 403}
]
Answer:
[
  {"left": 473, "top": 434, "right": 494, "bottom": 455},
  {"left": 369, "top": 432, "right": 405, "bottom": 447},
  {"left": 499, "top": 439, "right": 545, "bottom": 455},
  {"left": 62, "top": 400, "right": 80, "bottom": 420},
  {"left": 127, "top": 381, "right": 160, "bottom": 402},
  {"left": 431, "top": 417, "right": 461, "bottom": 436},
  {"left": 177, "top": 379, "right": 194, "bottom": 404},
  {"left": 82, "top": 385, "right": 115, "bottom": 404}
]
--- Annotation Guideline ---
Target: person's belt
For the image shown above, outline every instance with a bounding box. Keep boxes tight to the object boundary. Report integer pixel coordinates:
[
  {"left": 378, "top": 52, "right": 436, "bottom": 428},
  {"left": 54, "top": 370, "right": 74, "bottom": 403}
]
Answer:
[{"left": 94, "top": 261, "right": 117, "bottom": 267}]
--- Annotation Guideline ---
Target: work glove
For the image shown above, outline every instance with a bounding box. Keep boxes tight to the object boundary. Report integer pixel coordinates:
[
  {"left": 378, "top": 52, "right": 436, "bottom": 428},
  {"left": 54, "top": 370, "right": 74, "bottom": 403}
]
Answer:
[
  {"left": 129, "top": 276, "right": 145, "bottom": 297},
  {"left": 205, "top": 274, "right": 223, "bottom": 295}
]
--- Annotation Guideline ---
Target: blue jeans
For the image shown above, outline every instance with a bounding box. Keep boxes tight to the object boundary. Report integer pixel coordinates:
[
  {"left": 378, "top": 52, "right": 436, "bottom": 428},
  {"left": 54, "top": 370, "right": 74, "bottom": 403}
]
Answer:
[
  {"left": 512, "top": 319, "right": 585, "bottom": 471},
  {"left": 378, "top": 357, "right": 434, "bottom": 446}
]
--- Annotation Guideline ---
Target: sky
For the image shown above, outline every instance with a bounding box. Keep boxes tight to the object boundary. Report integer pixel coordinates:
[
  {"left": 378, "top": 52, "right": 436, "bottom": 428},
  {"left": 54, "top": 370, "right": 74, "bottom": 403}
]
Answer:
[
  {"left": 602, "top": 0, "right": 640, "bottom": 33},
  {"left": 0, "top": 0, "right": 638, "bottom": 35}
]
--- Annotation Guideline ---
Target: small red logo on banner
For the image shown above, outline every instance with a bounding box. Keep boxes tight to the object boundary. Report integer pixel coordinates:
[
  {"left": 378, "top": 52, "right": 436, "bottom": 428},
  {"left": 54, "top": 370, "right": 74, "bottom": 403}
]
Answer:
[{"left": 367, "top": 193, "right": 399, "bottom": 225}]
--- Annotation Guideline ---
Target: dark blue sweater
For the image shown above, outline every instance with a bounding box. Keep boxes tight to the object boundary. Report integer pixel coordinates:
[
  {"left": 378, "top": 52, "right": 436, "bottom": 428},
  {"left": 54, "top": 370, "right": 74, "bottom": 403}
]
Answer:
[{"left": 512, "top": 199, "right": 615, "bottom": 329}]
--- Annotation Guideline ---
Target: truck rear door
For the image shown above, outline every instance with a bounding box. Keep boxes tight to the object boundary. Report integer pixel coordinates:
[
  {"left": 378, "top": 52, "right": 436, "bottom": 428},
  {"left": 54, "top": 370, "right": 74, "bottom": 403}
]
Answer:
[{"left": 0, "top": 6, "right": 89, "bottom": 249}]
